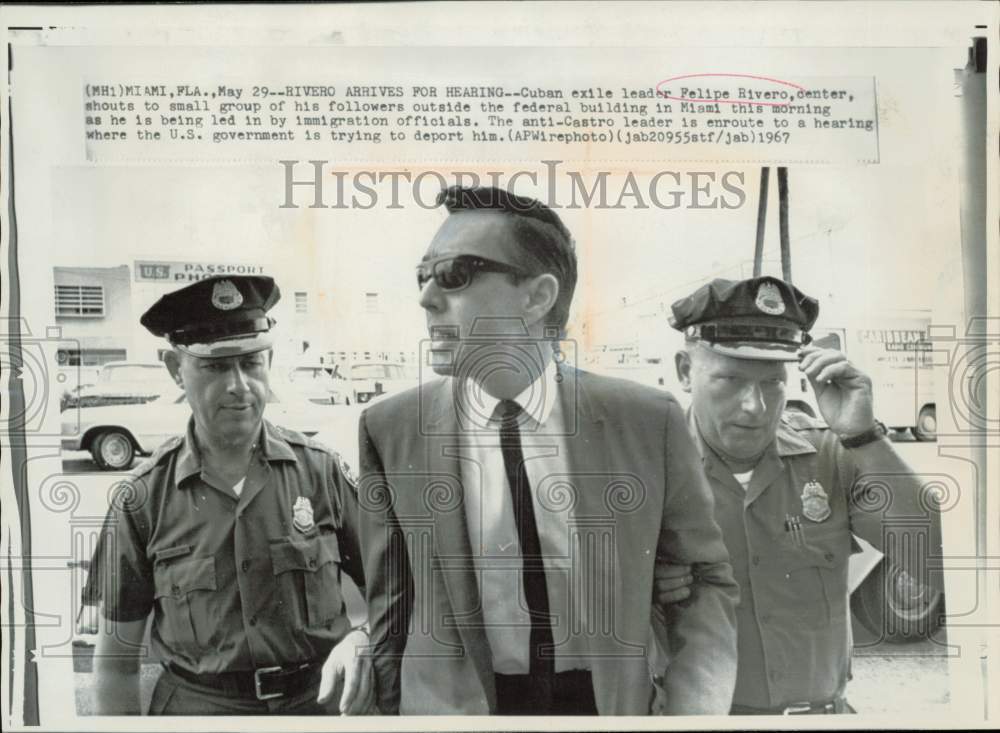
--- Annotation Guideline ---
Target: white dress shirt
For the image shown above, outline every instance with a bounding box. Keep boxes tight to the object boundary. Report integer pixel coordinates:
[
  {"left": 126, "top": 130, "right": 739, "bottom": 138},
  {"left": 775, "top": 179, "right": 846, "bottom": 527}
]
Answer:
[{"left": 458, "top": 359, "right": 590, "bottom": 674}]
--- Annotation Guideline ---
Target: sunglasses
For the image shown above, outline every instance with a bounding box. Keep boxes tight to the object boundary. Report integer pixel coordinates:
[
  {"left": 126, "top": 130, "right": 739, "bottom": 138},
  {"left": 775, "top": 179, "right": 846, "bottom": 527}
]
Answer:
[{"left": 416, "top": 255, "right": 528, "bottom": 292}]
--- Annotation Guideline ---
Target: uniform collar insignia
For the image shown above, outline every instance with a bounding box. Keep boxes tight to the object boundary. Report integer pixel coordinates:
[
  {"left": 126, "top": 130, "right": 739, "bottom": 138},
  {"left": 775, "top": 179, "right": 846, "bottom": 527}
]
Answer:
[{"left": 337, "top": 454, "right": 358, "bottom": 487}]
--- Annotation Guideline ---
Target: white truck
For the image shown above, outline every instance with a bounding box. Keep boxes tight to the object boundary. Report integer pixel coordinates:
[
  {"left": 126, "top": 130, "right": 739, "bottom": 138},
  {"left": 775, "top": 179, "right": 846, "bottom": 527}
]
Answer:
[{"left": 785, "top": 313, "right": 936, "bottom": 441}]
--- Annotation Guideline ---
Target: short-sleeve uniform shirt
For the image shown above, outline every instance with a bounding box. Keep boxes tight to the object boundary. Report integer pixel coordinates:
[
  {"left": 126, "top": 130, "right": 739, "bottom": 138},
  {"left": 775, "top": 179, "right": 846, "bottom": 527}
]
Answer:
[
  {"left": 99, "top": 419, "right": 364, "bottom": 675},
  {"left": 690, "top": 410, "right": 861, "bottom": 709}
]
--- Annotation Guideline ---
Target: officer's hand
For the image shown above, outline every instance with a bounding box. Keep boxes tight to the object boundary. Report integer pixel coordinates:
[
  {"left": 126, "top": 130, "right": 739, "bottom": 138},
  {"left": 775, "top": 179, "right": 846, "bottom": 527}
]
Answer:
[
  {"left": 653, "top": 563, "right": 693, "bottom": 604},
  {"left": 317, "top": 629, "right": 375, "bottom": 715},
  {"left": 798, "top": 345, "right": 875, "bottom": 437}
]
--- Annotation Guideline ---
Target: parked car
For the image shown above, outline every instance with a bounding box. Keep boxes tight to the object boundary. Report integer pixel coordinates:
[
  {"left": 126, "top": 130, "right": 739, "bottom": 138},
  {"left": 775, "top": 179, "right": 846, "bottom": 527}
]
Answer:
[
  {"left": 285, "top": 364, "right": 350, "bottom": 405},
  {"left": 61, "top": 380, "right": 339, "bottom": 471},
  {"left": 60, "top": 361, "right": 176, "bottom": 412},
  {"left": 349, "top": 362, "right": 418, "bottom": 404}
]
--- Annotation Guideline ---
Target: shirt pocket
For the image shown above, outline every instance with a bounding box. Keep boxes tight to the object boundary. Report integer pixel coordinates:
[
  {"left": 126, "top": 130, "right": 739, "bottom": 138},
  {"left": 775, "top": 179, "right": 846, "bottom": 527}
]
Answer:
[
  {"left": 152, "top": 551, "right": 217, "bottom": 653},
  {"left": 772, "top": 543, "right": 838, "bottom": 627},
  {"left": 269, "top": 533, "right": 343, "bottom": 628}
]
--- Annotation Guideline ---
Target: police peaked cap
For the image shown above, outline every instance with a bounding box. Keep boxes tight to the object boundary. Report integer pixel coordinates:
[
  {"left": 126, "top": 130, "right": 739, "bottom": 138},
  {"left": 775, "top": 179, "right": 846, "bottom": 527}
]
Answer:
[
  {"left": 669, "top": 276, "right": 819, "bottom": 361},
  {"left": 141, "top": 275, "right": 280, "bottom": 358}
]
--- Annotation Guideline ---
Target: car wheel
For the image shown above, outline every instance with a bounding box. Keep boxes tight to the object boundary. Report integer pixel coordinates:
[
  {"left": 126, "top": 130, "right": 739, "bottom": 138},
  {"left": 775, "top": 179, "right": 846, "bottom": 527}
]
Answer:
[
  {"left": 92, "top": 430, "right": 136, "bottom": 471},
  {"left": 912, "top": 405, "right": 937, "bottom": 442},
  {"left": 851, "top": 560, "right": 944, "bottom": 642}
]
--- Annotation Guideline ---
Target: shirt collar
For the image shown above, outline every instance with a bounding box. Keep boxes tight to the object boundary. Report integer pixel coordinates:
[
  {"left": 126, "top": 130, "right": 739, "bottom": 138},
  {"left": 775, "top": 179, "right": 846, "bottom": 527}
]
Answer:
[
  {"left": 461, "top": 358, "right": 558, "bottom": 429},
  {"left": 774, "top": 414, "right": 818, "bottom": 456},
  {"left": 175, "top": 419, "right": 203, "bottom": 486},
  {"left": 175, "top": 418, "right": 296, "bottom": 487}
]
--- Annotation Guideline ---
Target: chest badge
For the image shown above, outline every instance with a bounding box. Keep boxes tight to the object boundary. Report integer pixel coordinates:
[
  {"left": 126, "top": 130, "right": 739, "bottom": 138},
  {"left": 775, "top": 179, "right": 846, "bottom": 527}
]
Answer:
[
  {"left": 800, "top": 480, "right": 831, "bottom": 522},
  {"left": 292, "top": 496, "right": 315, "bottom": 533}
]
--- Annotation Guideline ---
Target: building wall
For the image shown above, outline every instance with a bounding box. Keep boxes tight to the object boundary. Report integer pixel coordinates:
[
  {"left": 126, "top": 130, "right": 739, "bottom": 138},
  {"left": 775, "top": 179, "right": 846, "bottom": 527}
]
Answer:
[
  {"left": 53, "top": 261, "right": 420, "bottom": 373},
  {"left": 53, "top": 265, "right": 134, "bottom": 362}
]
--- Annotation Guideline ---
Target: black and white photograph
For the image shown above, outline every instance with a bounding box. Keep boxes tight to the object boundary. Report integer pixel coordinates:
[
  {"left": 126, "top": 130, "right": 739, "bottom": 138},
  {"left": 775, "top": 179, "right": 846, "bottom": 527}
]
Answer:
[{"left": 0, "top": 1, "right": 996, "bottom": 729}]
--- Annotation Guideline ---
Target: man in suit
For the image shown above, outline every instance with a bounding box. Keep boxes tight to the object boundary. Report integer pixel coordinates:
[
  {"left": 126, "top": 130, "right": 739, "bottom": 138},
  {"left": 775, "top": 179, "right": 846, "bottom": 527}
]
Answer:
[{"left": 357, "top": 186, "right": 739, "bottom": 715}]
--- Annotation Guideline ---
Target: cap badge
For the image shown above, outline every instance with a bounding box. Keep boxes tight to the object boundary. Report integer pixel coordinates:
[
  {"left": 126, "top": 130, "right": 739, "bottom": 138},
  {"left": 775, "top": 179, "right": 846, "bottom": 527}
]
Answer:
[
  {"left": 211, "top": 279, "right": 244, "bottom": 311},
  {"left": 292, "top": 496, "right": 315, "bottom": 533},
  {"left": 754, "top": 281, "right": 786, "bottom": 316},
  {"left": 801, "top": 480, "right": 831, "bottom": 522}
]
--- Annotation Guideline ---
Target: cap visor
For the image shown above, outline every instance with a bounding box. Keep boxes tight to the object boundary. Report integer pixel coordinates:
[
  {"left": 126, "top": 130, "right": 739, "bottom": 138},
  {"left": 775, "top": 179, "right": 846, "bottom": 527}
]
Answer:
[
  {"left": 703, "top": 340, "right": 801, "bottom": 361},
  {"left": 173, "top": 333, "right": 273, "bottom": 358}
]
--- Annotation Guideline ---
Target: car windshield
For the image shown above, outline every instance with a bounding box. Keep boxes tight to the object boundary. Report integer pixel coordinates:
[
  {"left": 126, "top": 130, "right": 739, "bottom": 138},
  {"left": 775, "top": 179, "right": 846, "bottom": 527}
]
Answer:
[
  {"left": 99, "top": 364, "right": 169, "bottom": 382},
  {"left": 351, "top": 364, "right": 404, "bottom": 380}
]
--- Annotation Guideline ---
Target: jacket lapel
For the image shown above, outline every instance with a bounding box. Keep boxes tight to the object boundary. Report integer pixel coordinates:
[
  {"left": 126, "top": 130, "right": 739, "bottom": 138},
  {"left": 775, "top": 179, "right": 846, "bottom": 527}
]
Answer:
[
  {"left": 424, "top": 378, "right": 495, "bottom": 709},
  {"left": 558, "top": 370, "right": 627, "bottom": 711}
]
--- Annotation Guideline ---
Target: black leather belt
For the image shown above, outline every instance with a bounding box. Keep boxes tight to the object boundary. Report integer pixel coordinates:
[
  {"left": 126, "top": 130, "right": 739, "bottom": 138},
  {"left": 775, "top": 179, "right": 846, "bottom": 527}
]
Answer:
[
  {"left": 731, "top": 698, "right": 846, "bottom": 715},
  {"left": 166, "top": 661, "right": 321, "bottom": 700}
]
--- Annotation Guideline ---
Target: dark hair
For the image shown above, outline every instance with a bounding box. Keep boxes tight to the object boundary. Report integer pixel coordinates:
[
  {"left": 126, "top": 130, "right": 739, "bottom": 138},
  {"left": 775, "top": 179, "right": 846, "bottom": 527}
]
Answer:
[{"left": 437, "top": 185, "right": 577, "bottom": 334}]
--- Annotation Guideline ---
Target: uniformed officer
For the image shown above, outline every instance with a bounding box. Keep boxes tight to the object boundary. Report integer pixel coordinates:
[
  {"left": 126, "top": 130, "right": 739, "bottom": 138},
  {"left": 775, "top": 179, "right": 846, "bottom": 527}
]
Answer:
[
  {"left": 653, "top": 276, "right": 942, "bottom": 714},
  {"left": 92, "top": 275, "right": 373, "bottom": 715}
]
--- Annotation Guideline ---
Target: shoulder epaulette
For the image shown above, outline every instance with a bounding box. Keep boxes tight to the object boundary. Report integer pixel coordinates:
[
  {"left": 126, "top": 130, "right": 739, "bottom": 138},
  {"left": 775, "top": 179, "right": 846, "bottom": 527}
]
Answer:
[
  {"left": 129, "top": 434, "right": 183, "bottom": 478},
  {"left": 781, "top": 409, "right": 829, "bottom": 431},
  {"left": 272, "top": 422, "right": 336, "bottom": 455}
]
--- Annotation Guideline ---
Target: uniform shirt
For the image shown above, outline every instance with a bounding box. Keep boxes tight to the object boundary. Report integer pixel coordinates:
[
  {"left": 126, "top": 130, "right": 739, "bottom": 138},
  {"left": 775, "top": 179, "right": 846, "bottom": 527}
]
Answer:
[
  {"left": 458, "top": 360, "right": 589, "bottom": 674},
  {"left": 689, "top": 410, "right": 861, "bottom": 708},
  {"left": 99, "top": 418, "right": 364, "bottom": 675}
]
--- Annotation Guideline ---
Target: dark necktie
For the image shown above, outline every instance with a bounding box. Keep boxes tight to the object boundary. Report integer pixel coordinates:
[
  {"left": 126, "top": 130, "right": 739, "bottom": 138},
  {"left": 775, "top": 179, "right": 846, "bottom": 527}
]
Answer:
[{"left": 496, "top": 399, "right": 555, "bottom": 697}]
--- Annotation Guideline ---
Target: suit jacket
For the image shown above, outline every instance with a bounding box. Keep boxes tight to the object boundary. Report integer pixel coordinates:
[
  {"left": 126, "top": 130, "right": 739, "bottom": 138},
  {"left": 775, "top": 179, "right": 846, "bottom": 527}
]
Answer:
[{"left": 357, "top": 367, "right": 738, "bottom": 715}]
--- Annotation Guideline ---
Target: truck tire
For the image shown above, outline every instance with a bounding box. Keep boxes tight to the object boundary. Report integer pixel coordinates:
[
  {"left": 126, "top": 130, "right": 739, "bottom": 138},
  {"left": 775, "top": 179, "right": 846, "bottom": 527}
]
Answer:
[
  {"left": 92, "top": 430, "right": 136, "bottom": 471},
  {"left": 851, "top": 560, "right": 944, "bottom": 643},
  {"left": 912, "top": 405, "right": 937, "bottom": 442}
]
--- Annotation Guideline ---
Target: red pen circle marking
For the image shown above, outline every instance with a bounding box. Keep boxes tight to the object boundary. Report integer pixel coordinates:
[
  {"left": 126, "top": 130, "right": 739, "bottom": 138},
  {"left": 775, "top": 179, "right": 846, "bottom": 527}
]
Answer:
[{"left": 655, "top": 73, "right": 806, "bottom": 107}]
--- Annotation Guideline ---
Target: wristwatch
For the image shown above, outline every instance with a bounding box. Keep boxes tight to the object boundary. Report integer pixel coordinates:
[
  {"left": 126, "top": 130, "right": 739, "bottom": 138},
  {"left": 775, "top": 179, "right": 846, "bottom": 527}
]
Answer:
[{"left": 840, "top": 420, "right": 888, "bottom": 449}]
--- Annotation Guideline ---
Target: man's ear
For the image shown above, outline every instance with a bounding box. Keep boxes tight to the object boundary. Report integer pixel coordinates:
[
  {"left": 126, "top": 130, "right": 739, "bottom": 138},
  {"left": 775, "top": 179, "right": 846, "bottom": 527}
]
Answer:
[
  {"left": 523, "top": 273, "right": 559, "bottom": 329},
  {"left": 163, "top": 350, "right": 184, "bottom": 388},
  {"left": 675, "top": 350, "right": 694, "bottom": 393}
]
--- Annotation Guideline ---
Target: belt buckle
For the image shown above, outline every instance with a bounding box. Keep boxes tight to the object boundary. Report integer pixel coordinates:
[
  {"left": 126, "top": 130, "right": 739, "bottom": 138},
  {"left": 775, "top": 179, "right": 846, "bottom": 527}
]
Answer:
[
  {"left": 254, "top": 666, "right": 284, "bottom": 701},
  {"left": 782, "top": 702, "right": 814, "bottom": 715}
]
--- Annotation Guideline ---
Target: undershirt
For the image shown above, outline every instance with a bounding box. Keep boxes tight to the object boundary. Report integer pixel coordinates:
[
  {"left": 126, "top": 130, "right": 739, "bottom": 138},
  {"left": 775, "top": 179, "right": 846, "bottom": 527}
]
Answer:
[{"left": 732, "top": 470, "right": 754, "bottom": 492}]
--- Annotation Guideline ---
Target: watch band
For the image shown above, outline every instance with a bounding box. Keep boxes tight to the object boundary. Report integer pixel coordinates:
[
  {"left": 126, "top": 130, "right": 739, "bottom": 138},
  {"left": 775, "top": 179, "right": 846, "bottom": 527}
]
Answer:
[{"left": 839, "top": 420, "right": 888, "bottom": 449}]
